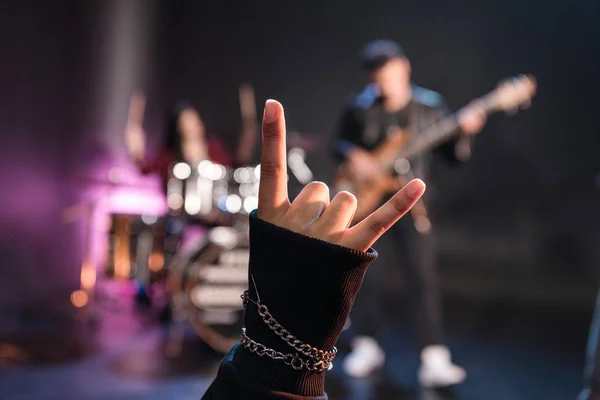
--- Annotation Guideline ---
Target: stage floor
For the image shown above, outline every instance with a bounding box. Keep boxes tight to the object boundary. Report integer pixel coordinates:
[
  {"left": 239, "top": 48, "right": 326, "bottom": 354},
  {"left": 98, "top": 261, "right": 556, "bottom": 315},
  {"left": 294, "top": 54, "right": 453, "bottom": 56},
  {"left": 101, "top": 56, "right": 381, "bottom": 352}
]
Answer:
[{"left": 0, "top": 290, "right": 591, "bottom": 400}]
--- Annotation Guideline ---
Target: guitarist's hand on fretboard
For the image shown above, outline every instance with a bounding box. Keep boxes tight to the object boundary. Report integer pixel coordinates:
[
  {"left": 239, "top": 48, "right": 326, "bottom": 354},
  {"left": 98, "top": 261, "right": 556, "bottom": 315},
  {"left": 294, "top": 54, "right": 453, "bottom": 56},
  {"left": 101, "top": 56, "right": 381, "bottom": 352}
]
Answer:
[{"left": 457, "top": 100, "right": 488, "bottom": 135}]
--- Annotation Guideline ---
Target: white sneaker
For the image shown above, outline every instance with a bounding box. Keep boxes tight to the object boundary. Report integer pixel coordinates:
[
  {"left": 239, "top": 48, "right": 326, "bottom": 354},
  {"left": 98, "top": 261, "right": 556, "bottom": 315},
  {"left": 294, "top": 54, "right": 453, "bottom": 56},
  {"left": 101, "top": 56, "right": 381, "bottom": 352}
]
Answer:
[
  {"left": 418, "top": 345, "right": 467, "bottom": 388},
  {"left": 342, "top": 336, "right": 385, "bottom": 378}
]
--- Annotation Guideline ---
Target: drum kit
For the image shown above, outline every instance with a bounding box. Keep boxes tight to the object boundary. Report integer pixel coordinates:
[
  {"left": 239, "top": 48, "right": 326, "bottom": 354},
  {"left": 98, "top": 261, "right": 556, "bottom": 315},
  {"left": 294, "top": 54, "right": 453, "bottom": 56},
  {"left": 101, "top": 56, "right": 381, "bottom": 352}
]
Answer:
[
  {"left": 66, "top": 145, "right": 316, "bottom": 354},
  {"left": 165, "top": 147, "right": 314, "bottom": 354},
  {"left": 66, "top": 84, "right": 321, "bottom": 354}
]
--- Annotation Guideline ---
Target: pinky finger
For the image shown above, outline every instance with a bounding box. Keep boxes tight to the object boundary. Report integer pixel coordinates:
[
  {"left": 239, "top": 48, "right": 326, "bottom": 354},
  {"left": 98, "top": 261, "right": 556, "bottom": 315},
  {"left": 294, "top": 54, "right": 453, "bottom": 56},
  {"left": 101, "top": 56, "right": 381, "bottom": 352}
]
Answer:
[{"left": 341, "top": 179, "right": 426, "bottom": 251}]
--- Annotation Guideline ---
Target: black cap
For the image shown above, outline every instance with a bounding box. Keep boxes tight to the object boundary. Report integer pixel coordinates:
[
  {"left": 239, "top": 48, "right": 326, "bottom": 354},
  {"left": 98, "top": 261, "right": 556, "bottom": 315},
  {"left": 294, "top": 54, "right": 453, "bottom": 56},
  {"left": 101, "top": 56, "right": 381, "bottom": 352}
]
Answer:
[{"left": 360, "top": 40, "right": 405, "bottom": 71}]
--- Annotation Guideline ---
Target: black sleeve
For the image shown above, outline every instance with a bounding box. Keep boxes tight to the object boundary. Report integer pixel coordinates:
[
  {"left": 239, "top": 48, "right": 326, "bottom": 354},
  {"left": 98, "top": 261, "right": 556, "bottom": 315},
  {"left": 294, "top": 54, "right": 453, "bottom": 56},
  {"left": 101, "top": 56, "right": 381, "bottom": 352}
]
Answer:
[
  {"left": 330, "top": 104, "right": 364, "bottom": 162},
  {"left": 202, "top": 212, "right": 378, "bottom": 400}
]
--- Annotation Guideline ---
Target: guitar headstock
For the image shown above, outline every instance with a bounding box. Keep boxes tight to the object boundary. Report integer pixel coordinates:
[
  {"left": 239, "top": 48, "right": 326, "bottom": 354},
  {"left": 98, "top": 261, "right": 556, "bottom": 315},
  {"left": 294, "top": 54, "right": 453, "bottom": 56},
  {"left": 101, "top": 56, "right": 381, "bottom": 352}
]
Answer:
[{"left": 486, "top": 74, "right": 537, "bottom": 113}]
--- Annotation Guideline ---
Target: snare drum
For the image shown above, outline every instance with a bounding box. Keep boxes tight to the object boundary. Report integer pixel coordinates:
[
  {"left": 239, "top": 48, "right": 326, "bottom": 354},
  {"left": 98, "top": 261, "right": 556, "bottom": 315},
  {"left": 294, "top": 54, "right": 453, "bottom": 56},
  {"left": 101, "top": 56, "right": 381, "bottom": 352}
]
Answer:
[
  {"left": 164, "top": 154, "right": 313, "bottom": 351},
  {"left": 168, "top": 226, "right": 249, "bottom": 353}
]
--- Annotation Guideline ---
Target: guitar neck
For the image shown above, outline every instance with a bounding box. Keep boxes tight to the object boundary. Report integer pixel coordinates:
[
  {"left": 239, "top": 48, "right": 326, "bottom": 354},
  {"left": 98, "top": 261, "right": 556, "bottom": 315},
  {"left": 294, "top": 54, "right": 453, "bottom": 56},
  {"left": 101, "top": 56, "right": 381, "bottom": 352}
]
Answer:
[
  {"left": 394, "top": 94, "right": 498, "bottom": 162},
  {"left": 396, "top": 115, "right": 461, "bottom": 161},
  {"left": 370, "top": 74, "right": 537, "bottom": 172}
]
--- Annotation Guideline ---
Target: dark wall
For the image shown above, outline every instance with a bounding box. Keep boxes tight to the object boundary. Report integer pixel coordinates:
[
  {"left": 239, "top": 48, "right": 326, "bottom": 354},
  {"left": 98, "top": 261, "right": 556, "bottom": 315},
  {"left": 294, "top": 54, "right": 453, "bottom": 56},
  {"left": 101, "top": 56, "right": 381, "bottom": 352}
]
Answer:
[
  {"left": 0, "top": 0, "right": 598, "bottom": 314},
  {"left": 0, "top": 0, "right": 157, "bottom": 313},
  {"left": 0, "top": 1, "right": 90, "bottom": 310}
]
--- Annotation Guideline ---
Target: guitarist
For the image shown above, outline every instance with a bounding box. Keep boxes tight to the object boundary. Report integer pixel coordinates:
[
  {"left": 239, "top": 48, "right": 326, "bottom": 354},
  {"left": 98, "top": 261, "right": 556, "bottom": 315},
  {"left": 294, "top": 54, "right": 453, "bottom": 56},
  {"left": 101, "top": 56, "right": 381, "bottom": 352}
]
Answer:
[{"left": 332, "top": 39, "right": 487, "bottom": 387}]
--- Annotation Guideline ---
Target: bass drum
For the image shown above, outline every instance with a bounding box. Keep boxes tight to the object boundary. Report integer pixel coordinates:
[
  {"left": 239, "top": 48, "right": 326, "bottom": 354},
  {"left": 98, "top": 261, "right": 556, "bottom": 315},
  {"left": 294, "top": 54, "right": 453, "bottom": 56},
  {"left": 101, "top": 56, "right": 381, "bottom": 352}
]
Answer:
[{"left": 168, "top": 226, "right": 249, "bottom": 353}]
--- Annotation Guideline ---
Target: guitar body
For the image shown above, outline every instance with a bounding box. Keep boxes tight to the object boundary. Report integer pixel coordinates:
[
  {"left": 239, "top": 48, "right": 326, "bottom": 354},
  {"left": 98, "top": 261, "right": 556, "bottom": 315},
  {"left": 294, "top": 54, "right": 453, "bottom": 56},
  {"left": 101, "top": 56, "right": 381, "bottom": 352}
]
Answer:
[
  {"left": 335, "top": 167, "right": 403, "bottom": 223},
  {"left": 333, "top": 130, "right": 409, "bottom": 223}
]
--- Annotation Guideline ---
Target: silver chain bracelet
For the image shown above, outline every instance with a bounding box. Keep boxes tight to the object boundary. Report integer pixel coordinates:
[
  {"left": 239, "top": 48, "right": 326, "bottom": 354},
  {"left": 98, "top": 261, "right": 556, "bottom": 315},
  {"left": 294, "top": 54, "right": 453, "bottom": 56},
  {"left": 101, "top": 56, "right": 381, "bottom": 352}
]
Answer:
[
  {"left": 240, "top": 329, "right": 333, "bottom": 372},
  {"left": 241, "top": 290, "right": 337, "bottom": 362}
]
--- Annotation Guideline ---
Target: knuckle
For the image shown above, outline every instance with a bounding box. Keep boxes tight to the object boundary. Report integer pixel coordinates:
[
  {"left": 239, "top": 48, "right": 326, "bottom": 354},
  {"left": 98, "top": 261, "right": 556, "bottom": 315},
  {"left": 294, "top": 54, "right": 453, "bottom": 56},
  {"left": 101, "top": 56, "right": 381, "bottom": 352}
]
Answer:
[
  {"left": 391, "top": 196, "right": 409, "bottom": 213},
  {"left": 259, "top": 160, "right": 282, "bottom": 178},
  {"left": 335, "top": 191, "right": 357, "bottom": 205},
  {"left": 368, "top": 220, "right": 387, "bottom": 236},
  {"left": 324, "top": 231, "right": 343, "bottom": 243},
  {"left": 306, "top": 181, "right": 330, "bottom": 195},
  {"left": 262, "top": 123, "right": 279, "bottom": 139}
]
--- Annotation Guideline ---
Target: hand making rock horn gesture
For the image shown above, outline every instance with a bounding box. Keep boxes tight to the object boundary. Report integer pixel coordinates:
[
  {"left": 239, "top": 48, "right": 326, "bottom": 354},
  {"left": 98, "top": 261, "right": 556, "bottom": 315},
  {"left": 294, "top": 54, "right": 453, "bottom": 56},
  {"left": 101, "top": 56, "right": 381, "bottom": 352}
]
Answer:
[{"left": 257, "top": 99, "right": 426, "bottom": 251}]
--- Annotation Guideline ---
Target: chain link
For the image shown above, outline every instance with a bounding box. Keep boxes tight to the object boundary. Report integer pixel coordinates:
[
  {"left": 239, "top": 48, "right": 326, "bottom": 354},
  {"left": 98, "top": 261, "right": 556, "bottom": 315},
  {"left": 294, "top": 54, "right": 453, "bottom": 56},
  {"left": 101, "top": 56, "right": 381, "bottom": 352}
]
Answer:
[
  {"left": 240, "top": 330, "right": 332, "bottom": 372},
  {"left": 241, "top": 291, "right": 337, "bottom": 362}
]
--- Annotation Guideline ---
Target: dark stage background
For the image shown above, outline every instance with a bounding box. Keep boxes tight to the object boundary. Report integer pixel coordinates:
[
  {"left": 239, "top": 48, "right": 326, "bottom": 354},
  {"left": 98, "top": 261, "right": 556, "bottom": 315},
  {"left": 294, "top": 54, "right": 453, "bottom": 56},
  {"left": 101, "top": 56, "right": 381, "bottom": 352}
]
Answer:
[
  {"left": 1, "top": 0, "right": 598, "bottom": 314},
  {"left": 0, "top": 1, "right": 599, "bottom": 397}
]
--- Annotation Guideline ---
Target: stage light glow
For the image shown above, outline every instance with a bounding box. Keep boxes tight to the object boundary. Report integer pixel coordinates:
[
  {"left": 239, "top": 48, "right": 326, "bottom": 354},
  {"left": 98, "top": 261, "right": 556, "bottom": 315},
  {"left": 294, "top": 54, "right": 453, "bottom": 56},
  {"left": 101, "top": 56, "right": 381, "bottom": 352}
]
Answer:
[
  {"left": 288, "top": 148, "right": 305, "bottom": 165},
  {"left": 243, "top": 195, "right": 258, "bottom": 213},
  {"left": 173, "top": 162, "right": 191, "bottom": 180},
  {"left": 108, "top": 167, "right": 124, "bottom": 183},
  {"left": 243, "top": 168, "right": 253, "bottom": 182},
  {"left": 167, "top": 193, "right": 184, "bottom": 210},
  {"left": 287, "top": 148, "right": 313, "bottom": 184},
  {"left": 233, "top": 168, "right": 243, "bottom": 183},
  {"left": 210, "top": 164, "right": 227, "bottom": 181},
  {"left": 184, "top": 193, "right": 201, "bottom": 215},
  {"left": 217, "top": 195, "right": 228, "bottom": 211},
  {"left": 239, "top": 183, "right": 254, "bottom": 197},
  {"left": 394, "top": 158, "right": 411, "bottom": 175},
  {"left": 141, "top": 213, "right": 158, "bottom": 225},
  {"left": 99, "top": 214, "right": 113, "bottom": 232},
  {"left": 148, "top": 252, "right": 164, "bottom": 272},
  {"left": 71, "top": 290, "right": 89, "bottom": 308},
  {"left": 225, "top": 194, "right": 242, "bottom": 213},
  {"left": 198, "top": 160, "right": 214, "bottom": 178},
  {"left": 212, "top": 186, "right": 228, "bottom": 200},
  {"left": 80, "top": 262, "right": 97, "bottom": 290},
  {"left": 209, "top": 227, "right": 238, "bottom": 249}
]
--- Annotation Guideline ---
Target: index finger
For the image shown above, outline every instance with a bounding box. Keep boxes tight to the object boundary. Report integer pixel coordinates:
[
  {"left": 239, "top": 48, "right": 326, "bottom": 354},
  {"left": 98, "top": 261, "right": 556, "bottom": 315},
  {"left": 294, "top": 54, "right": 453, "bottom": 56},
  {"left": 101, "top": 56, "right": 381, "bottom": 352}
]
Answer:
[
  {"left": 258, "top": 99, "right": 290, "bottom": 219},
  {"left": 341, "top": 179, "right": 426, "bottom": 251}
]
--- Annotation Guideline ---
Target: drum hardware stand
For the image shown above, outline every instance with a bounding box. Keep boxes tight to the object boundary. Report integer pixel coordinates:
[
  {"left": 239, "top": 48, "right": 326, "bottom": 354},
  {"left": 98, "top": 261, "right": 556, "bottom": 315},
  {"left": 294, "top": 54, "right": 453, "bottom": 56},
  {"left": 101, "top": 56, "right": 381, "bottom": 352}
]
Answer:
[{"left": 63, "top": 176, "right": 161, "bottom": 316}]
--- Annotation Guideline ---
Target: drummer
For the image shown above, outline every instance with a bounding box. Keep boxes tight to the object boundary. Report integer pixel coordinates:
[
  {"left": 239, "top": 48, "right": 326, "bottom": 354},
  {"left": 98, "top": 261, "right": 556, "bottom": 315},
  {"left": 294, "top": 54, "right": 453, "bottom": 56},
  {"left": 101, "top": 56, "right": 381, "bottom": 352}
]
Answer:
[
  {"left": 125, "top": 94, "right": 232, "bottom": 188},
  {"left": 124, "top": 94, "right": 233, "bottom": 305}
]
